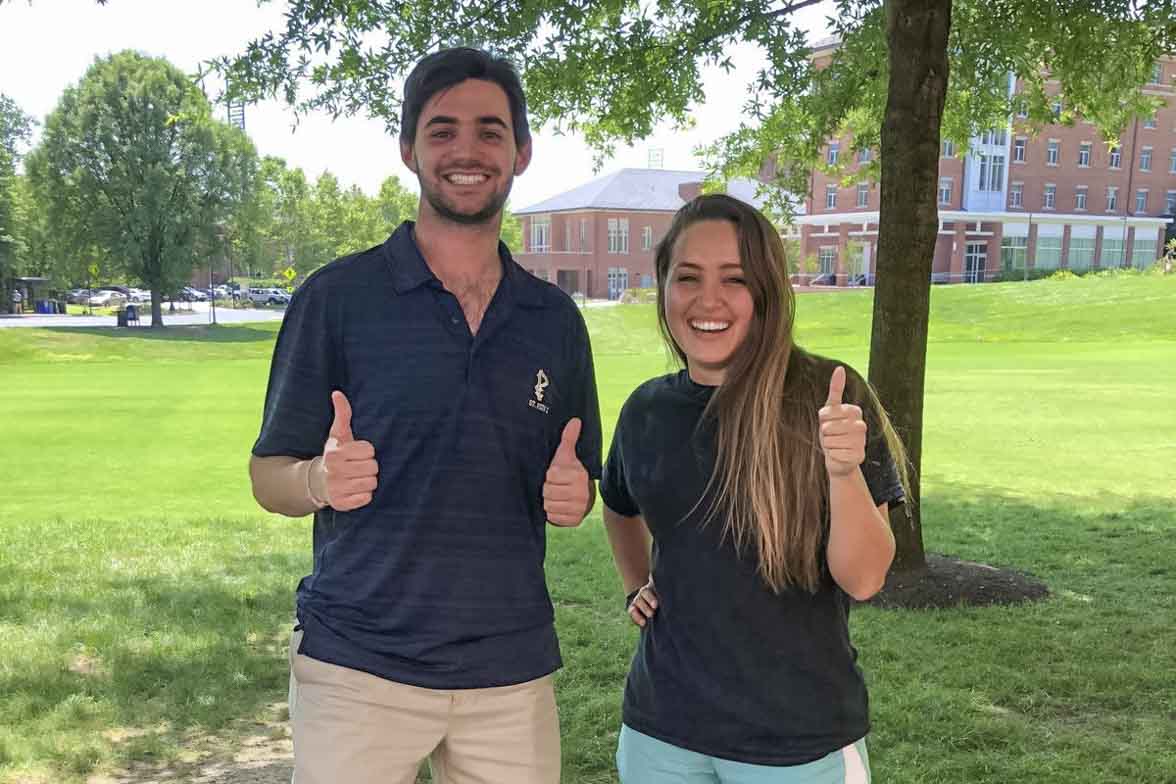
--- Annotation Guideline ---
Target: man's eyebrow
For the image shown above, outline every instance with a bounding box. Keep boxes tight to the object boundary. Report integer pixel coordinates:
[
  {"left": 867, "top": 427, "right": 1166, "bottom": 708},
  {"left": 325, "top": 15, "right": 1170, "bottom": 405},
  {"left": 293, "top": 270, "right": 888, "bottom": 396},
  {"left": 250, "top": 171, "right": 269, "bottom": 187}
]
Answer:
[{"left": 423, "top": 115, "right": 509, "bottom": 129}]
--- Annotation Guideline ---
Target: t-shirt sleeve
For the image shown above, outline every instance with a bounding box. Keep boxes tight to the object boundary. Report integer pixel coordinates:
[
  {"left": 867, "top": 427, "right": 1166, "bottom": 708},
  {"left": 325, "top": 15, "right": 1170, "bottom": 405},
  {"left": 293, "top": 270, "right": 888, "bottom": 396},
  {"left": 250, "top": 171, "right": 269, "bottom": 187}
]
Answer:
[
  {"left": 599, "top": 398, "right": 640, "bottom": 517},
  {"left": 566, "top": 308, "right": 603, "bottom": 479},
  {"left": 252, "top": 279, "right": 337, "bottom": 460},
  {"left": 861, "top": 405, "right": 905, "bottom": 508}
]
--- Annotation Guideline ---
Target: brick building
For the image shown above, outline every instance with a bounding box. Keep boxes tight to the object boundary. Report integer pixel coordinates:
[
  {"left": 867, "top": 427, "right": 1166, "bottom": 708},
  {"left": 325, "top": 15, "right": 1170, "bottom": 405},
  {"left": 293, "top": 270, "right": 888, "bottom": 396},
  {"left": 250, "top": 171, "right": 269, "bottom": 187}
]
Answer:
[
  {"left": 797, "top": 41, "right": 1175, "bottom": 284},
  {"left": 514, "top": 169, "right": 773, "bottom": 299}
]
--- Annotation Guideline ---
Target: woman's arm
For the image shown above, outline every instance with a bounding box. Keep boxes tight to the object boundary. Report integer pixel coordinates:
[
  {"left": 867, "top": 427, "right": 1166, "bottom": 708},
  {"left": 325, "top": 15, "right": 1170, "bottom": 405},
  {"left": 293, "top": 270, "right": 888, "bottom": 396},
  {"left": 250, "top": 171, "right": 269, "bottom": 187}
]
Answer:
[
  {"left": 603, "top": 503, "right": 659, "bottom": 626},
  {"left": 826, "top": 475, "right": 894, "bottom": 600}
]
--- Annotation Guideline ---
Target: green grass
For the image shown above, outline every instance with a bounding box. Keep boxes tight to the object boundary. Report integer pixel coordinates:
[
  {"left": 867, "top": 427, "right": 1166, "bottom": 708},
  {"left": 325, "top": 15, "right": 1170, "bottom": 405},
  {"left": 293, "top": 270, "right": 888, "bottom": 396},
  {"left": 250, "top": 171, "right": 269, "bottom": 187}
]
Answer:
[{"left": 1, "top": 274, "right": 1175, "bottom": 783}]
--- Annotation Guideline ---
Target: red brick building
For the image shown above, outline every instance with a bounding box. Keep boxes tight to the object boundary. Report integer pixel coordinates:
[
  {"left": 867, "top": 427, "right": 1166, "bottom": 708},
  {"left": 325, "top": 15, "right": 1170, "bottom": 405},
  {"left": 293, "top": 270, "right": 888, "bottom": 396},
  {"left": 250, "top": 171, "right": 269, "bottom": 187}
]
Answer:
[
  {"left": 515, "top": 169, "right": 770, "bottom": 299},
  {"left": 797, "top": 42, "right": 1175, "bottom": 284}
]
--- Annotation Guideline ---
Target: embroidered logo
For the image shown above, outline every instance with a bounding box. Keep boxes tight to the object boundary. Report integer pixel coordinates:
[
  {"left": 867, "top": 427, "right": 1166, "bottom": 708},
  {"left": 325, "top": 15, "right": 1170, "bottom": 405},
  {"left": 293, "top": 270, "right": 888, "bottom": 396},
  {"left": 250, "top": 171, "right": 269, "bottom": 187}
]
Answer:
[{"left": 529, "top": 369, "right": 551, "bottom": 414}]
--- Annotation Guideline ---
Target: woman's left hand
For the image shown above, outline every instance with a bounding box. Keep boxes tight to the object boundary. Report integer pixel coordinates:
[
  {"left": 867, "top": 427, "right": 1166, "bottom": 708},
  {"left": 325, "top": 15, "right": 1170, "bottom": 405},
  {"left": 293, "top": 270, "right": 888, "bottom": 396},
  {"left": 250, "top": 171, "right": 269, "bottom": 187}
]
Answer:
[{"left": 819, "top": 366, "right": 867, "bottom": 477}]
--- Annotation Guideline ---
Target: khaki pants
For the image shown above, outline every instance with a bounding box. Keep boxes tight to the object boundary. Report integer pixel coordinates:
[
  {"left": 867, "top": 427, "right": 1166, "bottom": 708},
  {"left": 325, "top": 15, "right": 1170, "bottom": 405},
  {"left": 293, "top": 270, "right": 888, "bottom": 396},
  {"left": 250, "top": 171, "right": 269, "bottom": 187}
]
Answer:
[{"left": 288, "top": 630, "right": 561, "bottom": 784}]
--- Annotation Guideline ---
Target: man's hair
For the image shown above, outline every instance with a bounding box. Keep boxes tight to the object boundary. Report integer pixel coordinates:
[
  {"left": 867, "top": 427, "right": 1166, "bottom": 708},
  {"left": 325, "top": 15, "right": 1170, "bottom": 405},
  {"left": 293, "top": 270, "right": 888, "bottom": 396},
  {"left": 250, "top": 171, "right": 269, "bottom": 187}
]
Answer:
[{"left": 400, "top": 48, "right": 531, "bottom": 148}]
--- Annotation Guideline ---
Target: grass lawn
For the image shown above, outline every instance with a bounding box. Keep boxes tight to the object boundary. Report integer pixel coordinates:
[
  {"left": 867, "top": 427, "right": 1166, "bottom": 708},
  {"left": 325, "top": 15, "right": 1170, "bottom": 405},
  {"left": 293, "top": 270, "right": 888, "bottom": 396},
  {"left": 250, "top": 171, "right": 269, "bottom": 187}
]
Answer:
[{"left": 1, "top": 274, "right": 1174, "bottom": 783}]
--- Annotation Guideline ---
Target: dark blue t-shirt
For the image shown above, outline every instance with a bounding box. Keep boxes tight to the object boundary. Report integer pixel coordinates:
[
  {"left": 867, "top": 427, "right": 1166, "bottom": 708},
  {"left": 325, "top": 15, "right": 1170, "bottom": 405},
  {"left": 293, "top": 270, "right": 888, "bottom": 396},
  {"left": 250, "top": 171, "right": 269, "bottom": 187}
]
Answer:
[
  {"left": 600, "top": 364, "right": 904, "bottom": 765},
  {"left": 253, "top": 222, "right": 603, "bottom": 689}
]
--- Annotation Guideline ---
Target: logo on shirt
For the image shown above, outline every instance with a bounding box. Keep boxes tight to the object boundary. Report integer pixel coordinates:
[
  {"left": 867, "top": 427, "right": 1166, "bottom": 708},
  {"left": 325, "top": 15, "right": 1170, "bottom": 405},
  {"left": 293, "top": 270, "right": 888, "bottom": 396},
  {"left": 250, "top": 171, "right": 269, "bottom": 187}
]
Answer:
[{"left": 529, "top": 369, "right": 551, "bottom": 414}]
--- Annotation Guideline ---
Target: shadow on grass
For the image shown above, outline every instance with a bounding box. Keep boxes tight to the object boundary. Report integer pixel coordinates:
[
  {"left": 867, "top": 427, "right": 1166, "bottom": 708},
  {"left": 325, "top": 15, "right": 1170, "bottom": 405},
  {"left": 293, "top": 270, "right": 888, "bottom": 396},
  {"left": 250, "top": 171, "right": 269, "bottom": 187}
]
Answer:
[{"left": 46, "top": 324, "right": 277, "bottom": 343}]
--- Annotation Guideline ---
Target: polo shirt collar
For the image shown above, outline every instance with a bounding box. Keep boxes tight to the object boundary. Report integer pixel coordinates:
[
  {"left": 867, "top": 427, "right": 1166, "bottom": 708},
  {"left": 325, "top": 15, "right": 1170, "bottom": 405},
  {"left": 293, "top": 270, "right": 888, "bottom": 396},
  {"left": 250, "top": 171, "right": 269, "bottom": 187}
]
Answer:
[{"left": 384, "top": 220, "right": 548, "bottom": 309}]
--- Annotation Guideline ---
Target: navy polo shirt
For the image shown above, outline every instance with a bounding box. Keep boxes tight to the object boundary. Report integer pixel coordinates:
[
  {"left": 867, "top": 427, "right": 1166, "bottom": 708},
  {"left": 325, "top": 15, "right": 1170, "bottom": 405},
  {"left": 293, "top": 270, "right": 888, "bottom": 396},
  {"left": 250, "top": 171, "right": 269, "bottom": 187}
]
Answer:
[{"left": 252, "top": 221, "right": 603, "bottom": 689}]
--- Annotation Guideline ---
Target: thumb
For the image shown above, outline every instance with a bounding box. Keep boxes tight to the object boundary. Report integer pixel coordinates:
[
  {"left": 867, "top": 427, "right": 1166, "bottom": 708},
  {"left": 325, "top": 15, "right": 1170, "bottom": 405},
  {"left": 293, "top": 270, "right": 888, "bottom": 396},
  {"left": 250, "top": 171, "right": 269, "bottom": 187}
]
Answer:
[
  {"left": 329, "top": 390, "right": 354, "bottom": 442},
  {"left": 554, "top": 417, "right": 582, "bottom": 463},
  {"left": 826, "top": 366, "right": 846, "bottom": 407}
]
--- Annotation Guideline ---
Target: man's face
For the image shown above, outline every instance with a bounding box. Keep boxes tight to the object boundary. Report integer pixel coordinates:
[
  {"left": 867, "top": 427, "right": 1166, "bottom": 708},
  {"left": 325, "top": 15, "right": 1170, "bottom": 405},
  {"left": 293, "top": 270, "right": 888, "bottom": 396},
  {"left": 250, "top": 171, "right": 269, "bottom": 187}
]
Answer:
[{"left": 401, "top": 78, "right": 532, "bottom": 225}]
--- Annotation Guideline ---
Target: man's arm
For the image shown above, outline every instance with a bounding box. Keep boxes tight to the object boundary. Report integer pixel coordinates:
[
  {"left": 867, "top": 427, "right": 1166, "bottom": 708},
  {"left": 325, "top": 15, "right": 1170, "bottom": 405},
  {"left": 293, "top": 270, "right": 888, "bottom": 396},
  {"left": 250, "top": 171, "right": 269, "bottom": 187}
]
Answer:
[{"left": 249, "top": 454, "right": 324, "bottom": 518}]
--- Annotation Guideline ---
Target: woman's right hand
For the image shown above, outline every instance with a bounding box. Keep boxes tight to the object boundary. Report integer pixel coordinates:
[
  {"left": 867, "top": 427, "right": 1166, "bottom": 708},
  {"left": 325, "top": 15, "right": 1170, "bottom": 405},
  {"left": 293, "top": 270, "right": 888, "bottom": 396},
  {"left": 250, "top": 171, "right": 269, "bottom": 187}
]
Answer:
[{"left": 627, "top": 578, "right": 659, "bottom": 627}]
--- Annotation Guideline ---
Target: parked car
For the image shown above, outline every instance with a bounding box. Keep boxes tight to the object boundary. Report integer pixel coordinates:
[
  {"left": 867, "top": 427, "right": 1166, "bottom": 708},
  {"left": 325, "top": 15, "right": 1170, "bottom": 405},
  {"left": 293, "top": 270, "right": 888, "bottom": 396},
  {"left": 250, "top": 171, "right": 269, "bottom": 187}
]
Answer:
[
  {"left": 181, "top": 286, "right": 209, "bottom": 302},
  {"left": 810, "top": 272, "right": 836, "bottom": 286},
  {"left": 87, "top": 290, "right": 127, "bottom": 307},
  {"left": 66, "top": 288, "right": 91, "bottom": 304},
  {"left": 128, "top": 288, "right": 152, "bottom": 303},
  {"left": 247, "top": 287, "right": 291, "bottom": 306}
]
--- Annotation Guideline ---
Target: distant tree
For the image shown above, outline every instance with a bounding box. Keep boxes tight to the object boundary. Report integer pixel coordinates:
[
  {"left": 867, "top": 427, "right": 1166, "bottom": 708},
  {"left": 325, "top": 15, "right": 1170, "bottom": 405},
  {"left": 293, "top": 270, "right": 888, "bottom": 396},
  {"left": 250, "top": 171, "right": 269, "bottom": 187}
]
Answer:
[{"left": 29, "top": 51, "right": 257, "bottom": 326}]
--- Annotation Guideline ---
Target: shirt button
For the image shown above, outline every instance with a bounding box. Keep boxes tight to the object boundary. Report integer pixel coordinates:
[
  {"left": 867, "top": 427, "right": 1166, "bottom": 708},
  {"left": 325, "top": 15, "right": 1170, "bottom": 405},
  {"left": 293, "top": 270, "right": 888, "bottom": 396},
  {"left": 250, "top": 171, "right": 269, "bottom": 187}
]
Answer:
[{"left": 451, "top": 317, "right": 459, "bottom": 324}]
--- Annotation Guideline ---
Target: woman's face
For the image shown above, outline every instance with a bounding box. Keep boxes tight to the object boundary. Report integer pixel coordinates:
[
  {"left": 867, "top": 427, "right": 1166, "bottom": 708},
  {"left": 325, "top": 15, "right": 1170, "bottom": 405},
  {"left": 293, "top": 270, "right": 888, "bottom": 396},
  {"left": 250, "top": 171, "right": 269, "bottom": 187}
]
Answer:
[{"left": 664, "top": 219, "right": 755, "bottom": 386}]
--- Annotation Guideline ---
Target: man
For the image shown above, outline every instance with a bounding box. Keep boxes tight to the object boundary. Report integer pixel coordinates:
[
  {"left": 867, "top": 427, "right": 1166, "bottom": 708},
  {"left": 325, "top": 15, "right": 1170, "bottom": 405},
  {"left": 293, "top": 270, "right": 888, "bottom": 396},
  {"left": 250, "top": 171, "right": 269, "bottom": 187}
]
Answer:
[{"left": 249, "top": 47, "right": 602, "bottom": 784}]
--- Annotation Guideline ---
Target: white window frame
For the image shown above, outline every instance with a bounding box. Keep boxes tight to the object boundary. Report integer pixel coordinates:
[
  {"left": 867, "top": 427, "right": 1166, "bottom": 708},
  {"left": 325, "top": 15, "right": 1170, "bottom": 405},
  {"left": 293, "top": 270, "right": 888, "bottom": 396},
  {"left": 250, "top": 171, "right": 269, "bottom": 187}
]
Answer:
[
  {"left": 1169, "top": 148, "right": 1176, "bottom": 174},
  {"left": 1075, "top": 187, "right": 1088, "bottom": 211},
  {"left": 1046, "top": 139, "right": 1060, "bottom": 166},
  {"left": 1078, "top": 142, "right": 1091, "bottom": 167},
  {"left": 1009, "top": 182, "right": 1024, "bottom": 208},
  {"left": 825, "top": 185, "right": 838, "bottom": 209},
  {"left": 941, "top": 139, "right": 955, "bottom": 158},
  {"left": 1167, "top": 190, "right": 1176, "bottom": 216},
  {"left": 1151, "top": 62, "right": 1164, "bottom": 84},
  {"left": 1109, "top": 146, "right": 1122, "bottom": 169},
  {"left": 856, "top": 183, "right": 870, "bottom": 208},
  {"left": 607, "top": 218, "right": 630, "bottom": 254},
  {"left": 1143, "top": 112, "right": 1157, "bottom": 130},
  {"left": 642, "top": 225, "right": 653, "bottom": 251},
  {"left": 1013, "top": 137, "right": 1027, "bottom": 163},
  {"left": 1140, "top": 147, "right": 1153, "bottom": 172},
  {"left": 1106, "top": 186, "right": 1119, "bottom": 212},
  {"left": 827, "top": 143, "right": 840, "bottom": 165},
  {"left": 938, "top": 177, "right": 953, "bottom": 205},
  {"left": 1136, "top": 189, "right": 1148, "bottom": 214},
  {"left": 1043, "top": 184, "right": 1056, "bottom": 210},
  {"left": 529, "top": 216, "right": 551, "bottom": 253}
]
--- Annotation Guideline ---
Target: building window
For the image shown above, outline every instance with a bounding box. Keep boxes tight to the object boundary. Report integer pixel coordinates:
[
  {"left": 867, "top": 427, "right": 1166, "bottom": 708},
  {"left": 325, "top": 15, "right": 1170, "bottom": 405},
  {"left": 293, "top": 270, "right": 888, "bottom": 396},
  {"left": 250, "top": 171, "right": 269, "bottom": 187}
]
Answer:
[
  {"left": 1001, "top": 235, "right": 1028, "bottom": 273},
  {"left": 1035, "top": 236, "right": 1062, "bottom": 270},
  {"left": 1046, "top": 140, "right": 1060, "bottom": 165},
  {"left": 856, "top": 183, "right": 870, "bottom": 208},
  {"left": 1013, "top": 137, "right": 1026, "bottom": 162},
  {"left": 981, "top": 129, "right": 1008, "bottom": 146},
  {"left": 529, "top": 216, "right": 551, "bottom": 253},
  {"left": 976, "top": 154, "right": 1005, "bottom": 192},
  {"left": 1106, "top": 186, "right": 1119, "bottom": 211},
  {"left": 1078, "top": 142, "right": 1091, "bottom": 167},
  {"left": 1143, "top": 112, "right": 1157, "bottom": 130},
  {"left": 827, "top": 143, "right": 839, "bottom": 165},
  {"left": 825, "top": 185, "right": 838, "bottom": 209},
  {"left": 1166, "top": 190, "right": 1176, "bottom": 215},
  {"left": 1169, "top": 148, "right": 1176, "bottom": 173},
  {"left": 1069, "top": 238, "right": 1096, "bottom": 271},
  {"left": 941, "top": 139, "right": 955, "bottom": 158},
  {"left": 1132, "top": 239, "right": 1156, "bottom": 268},
  {"left": 1051, "top": 98, "right": 1062, "bottom": 119},
  {"left": 580, "top": 218, "right": 588, "bottom": 250},
  {"left": 642, "top": 225, "right": 653, "bottom": 251},
  {"left": 1136, "top": 189, "right": 1148, "bottom": 214},
  {"left": 1109, "top": 146, "right": 1122, "bottom": 168},
  {"left": 564, "top": 218, "right": 573, "bottom": 252},
  {"left": 1010, "top": 182, "right": 1024, "bottom": 208},
  {"left": 858, "top": 148, "right": 871, "bottom": 164},
  {"left": 607, "top": 218, "right": 629, "bottom": 254},
  {"left": 1151, "top": 62, "right": 1164, "bottom": 84},
  {"left": 1015, "top": 97, "right": 1028, "bottom": 119},
  {"left": 938, "top": 177, "right": 953, "bottom": 205},
  {"left": 1075, "top": 187, "right": 1088, "bottom": 210},
  {"left": 818, "top": 247, "right": 837, "bottom": 275},
  {"left": 1043, "top": 184, "right": 1056, "bottom": 209},
  {"left": 1101, "top": 238, "right": 1126, "bottom": 268},
  {"left": 1140, "top": 147, "right": 1153, "bottom": 171}
]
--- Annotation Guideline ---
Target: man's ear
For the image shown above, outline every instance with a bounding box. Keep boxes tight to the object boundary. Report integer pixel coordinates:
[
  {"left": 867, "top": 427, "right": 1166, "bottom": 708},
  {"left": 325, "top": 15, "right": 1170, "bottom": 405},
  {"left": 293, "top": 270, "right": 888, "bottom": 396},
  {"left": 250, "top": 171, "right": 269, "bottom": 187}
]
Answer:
[
  {"left": 400, "top": 140, "right": 417, "bottom": 173},
  {"left": 514, "top": 138, "right": 533, "bottom": 176}
]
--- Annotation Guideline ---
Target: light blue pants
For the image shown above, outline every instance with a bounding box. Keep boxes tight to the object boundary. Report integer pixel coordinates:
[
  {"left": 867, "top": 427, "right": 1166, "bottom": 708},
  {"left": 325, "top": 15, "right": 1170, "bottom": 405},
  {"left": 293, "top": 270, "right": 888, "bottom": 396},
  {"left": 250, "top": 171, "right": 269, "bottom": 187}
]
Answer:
[{"left": 617, "top": 725, "right": 871, "bottom": 784}]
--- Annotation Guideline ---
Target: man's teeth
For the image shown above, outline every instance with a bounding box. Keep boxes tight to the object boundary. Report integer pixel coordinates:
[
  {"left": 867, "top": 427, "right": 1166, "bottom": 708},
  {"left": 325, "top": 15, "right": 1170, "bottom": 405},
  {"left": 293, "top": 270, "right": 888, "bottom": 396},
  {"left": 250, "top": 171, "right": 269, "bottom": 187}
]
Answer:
[
  {"left": 691, "top": 321, "right": 730, "bottom": 332},
  {"left": 446, "top": 173, "right": 488, "bottom": 185}
]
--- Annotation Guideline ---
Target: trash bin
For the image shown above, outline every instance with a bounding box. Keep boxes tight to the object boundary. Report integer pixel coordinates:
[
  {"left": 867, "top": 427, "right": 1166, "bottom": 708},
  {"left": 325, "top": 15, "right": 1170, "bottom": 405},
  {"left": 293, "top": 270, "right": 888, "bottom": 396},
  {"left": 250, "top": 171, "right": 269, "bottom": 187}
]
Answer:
[
  {"left": 125, "top": 304, "right": 138, "bottom": 325},
  {"left": 116, "top": 309, "right": 128, "bottom": 327}
]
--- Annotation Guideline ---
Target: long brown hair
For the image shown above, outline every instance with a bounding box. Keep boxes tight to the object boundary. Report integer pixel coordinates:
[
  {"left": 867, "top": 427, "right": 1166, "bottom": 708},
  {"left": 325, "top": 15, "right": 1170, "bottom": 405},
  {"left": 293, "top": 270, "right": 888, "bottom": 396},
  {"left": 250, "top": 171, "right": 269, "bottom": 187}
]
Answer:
[{"left": 655, "top": 194, "right": 910, "bottom": 593}]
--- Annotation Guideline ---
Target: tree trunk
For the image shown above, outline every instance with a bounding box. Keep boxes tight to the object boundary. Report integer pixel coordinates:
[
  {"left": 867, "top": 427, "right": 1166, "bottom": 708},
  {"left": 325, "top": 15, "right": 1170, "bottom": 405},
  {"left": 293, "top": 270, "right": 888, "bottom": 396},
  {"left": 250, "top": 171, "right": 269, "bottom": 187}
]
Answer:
[
  {"left": 150, "top": 284, "right": 164, "bottom": 328},
  {"left": 869, "top": 0, "right": 951, "bottom": 574}
]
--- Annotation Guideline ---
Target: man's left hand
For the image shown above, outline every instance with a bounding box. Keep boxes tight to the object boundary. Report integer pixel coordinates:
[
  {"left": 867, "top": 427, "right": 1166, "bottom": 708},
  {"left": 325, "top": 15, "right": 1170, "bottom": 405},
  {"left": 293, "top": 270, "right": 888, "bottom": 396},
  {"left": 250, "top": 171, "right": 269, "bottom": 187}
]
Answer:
[{"left": 543, "top": 418, "right": 591, "bottom": 526}]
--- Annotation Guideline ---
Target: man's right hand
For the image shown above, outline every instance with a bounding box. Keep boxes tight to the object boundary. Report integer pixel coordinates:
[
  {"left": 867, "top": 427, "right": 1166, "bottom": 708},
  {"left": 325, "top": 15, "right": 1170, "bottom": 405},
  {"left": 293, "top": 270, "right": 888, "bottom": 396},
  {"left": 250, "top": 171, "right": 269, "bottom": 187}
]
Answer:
[{"left": 313, "top": 390, "right": 378, "bottom": 511}]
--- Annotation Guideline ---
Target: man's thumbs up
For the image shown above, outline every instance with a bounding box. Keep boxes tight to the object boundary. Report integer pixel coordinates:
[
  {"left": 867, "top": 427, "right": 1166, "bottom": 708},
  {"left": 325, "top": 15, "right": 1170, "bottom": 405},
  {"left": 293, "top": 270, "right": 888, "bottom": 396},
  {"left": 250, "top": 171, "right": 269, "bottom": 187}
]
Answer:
[
  {"left": 313, "top": 390, "right": 378, "bottom": 511},
  {"left": 544, "top": 418, "right": 591, "bottom": 526},
  {"left": 329, "top": 390, "right": 354, "bottom": 443}
]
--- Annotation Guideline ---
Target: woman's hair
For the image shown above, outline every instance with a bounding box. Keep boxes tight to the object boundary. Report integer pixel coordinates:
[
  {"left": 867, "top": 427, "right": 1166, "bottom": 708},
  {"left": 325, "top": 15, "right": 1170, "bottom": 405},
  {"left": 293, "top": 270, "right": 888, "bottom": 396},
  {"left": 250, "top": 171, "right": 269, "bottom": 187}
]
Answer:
[{"left": 654, "top": 194, "right": 910, "bottom": 593}]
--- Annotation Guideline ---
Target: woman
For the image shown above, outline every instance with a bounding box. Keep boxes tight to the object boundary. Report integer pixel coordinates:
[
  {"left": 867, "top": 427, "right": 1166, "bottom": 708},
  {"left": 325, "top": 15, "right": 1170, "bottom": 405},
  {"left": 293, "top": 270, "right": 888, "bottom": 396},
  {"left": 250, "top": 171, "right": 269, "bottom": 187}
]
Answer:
[{"left": 601, "top": 194, "right": 908, "bottom": 783}]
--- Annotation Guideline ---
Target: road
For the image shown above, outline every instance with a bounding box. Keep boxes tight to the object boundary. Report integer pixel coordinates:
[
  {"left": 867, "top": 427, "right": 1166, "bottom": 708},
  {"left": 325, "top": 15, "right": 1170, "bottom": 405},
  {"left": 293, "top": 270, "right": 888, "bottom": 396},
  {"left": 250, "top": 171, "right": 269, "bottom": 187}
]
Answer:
[{"left": 0, "top": 302, "right": 287, "bottom": 328}]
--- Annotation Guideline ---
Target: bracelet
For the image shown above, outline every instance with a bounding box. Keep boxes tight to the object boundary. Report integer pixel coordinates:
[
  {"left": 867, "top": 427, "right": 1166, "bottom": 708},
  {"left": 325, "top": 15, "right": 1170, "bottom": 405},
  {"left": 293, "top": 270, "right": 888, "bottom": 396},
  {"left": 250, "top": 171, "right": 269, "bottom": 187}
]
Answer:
[
  {"left": 625, "top": 588, "right": 640, "bottom": 610},
  {"left": 305, "top": 456, "right": 329, "bottom": 510}
]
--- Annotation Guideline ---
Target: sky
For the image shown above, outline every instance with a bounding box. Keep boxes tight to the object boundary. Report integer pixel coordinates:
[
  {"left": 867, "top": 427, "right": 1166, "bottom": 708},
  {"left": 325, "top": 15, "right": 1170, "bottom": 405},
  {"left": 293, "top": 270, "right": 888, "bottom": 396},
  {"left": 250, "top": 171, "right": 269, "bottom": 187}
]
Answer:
[{"left": 0, "top": 0, "right": 832, "bottom": 211}]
